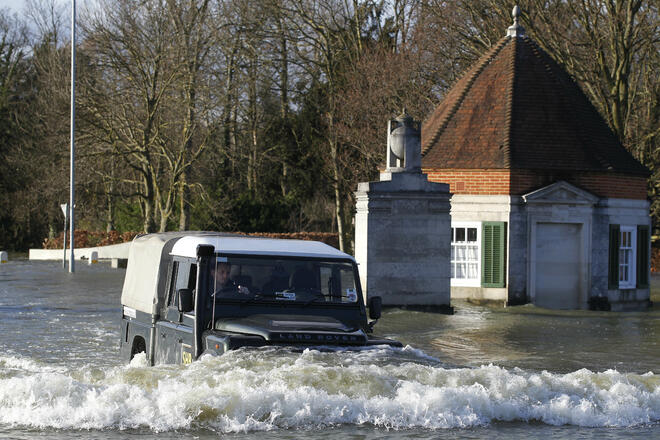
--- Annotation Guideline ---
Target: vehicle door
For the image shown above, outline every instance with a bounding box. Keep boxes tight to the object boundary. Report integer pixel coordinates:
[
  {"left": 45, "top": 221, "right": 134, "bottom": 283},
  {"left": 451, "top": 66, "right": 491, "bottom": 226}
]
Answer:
[{"left": 155, "top": 259, "right": 196, "bottom": 364}]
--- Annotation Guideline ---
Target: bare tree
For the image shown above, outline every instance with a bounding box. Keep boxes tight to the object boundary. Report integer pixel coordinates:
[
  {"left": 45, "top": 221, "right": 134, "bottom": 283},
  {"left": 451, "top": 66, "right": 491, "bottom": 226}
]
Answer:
[
  {"left": 283, "top": 0, "right": 371, "bottom": 251},
  {"left": 164, "top": 0, "right": 214, "bottom": 231},
  {"left": 84, "top": 0, "right": 180, "bottom": 232},
  {"left": 524, "top": 0, "right": 659, "bottom": 145}
]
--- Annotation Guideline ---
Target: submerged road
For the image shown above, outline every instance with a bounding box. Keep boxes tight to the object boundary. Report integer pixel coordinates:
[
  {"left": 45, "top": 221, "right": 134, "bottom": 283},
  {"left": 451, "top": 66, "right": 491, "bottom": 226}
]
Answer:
[{"left": 0, "top": 261, "right": 658, "bottom": 439}]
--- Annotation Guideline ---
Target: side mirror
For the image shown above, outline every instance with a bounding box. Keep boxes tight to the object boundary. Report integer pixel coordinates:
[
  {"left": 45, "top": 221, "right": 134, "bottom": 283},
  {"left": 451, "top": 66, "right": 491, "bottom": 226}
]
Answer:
[
  {"left": 178, "top": 288, "right": 194, "bottom": 313},
  {"left": 368, "top": 296, "right": 382, "bottom": 320}
]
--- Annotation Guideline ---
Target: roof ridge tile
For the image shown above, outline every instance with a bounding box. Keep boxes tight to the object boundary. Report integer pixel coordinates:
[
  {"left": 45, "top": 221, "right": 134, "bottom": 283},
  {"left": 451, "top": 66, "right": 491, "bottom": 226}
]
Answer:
[
  {"left": 501, "top": 38, "right": 517, "bottom": 168},
  {"left": 421, "top": 37, "right": 510, "bottom": 156}
]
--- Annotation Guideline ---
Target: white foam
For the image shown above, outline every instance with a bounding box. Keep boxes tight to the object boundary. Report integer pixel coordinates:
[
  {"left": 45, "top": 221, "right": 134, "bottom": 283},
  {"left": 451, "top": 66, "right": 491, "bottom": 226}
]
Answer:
[
  {"left": 0, "top": 352, "right": 658, "bottom": 432},
  {"left": 0, "top": 355, "right": 67, "bottom": 374}
]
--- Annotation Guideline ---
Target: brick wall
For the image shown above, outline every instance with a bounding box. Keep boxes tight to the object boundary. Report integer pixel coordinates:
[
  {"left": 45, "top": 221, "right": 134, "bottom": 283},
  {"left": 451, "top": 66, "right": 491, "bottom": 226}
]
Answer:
[
  {"left": 510, "top": 170, "right": 647, "bottom": 199},
  {"left": 424, "top": 169, "right": 511, "bottom": 195},
  {"left": 424, "top": 168, "right": 647, "bottom": 199}
]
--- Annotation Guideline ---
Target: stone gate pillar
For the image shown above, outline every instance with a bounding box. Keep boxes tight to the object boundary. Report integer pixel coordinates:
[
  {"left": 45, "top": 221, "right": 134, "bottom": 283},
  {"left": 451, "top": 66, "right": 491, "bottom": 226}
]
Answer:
[{"left": 355, "top": 112, "right": 452, "bottom": 309}]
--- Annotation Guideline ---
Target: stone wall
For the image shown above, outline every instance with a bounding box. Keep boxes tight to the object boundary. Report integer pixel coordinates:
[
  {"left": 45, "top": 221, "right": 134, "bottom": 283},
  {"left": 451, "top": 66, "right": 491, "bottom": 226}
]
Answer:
[
  {"left": 594, "top": 198, "right": 651, "bottom": 310},
  {"left": 448, "top": 195, "right": 514, "bottom": 303},
  {"left": 355, "top": 172, "right": 451, "bottom": 307}
]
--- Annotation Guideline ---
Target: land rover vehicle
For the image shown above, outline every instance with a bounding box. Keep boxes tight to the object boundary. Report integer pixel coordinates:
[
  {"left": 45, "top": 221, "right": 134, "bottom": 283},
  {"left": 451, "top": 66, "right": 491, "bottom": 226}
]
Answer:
[{"left": 119, "top": 232, "right": 400, "bottom": 364}]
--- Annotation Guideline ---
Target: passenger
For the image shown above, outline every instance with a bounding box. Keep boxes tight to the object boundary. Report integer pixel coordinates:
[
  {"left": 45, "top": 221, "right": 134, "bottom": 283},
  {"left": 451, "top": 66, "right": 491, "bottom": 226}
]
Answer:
[
  {"left": 213, "top": 262, "right": 250, "bottom": 296},
  {"left": 261, "top": 263, "right": 289, "bottom": 296}
]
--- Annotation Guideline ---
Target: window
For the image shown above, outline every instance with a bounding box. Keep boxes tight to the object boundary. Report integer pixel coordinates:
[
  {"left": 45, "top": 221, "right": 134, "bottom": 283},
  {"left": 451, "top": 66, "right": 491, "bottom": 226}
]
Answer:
[
  {"left": 209, "top": 255, "right": 359, "bottom": 304},
  {"left": 637, "top": 226, "right": 650, "bottom": 288},
  {"left": 168, "top": 261, "right": 180, "bottom": 307},
  {"left": 609, "top": 224, "right": 649, "bottom": 290},
  {"left": 168, "top": 261, "right": 197, "bottom": 308},
  {"left": 451, "top": 223, "right": 480, "bottom": 286},
  {"left": 618, "top": 226, "right": 636, "bottom": 288}
]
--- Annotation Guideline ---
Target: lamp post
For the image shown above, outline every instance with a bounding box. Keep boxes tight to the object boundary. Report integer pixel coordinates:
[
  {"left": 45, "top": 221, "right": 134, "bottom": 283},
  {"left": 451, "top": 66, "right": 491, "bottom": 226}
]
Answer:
[
  {"left": 69, "top": 0, "right": 76, "bottom": 273},
  {"left": 60, "top": 203, "right": 68, "bottom": 268}
]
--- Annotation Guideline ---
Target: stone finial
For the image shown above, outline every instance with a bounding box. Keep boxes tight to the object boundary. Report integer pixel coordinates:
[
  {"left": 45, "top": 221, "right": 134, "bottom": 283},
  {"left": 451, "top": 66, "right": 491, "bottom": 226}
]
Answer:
[
  {"left": 386, "top": 110, "right": 421, "bottom": 173},
  {"left": 507, "top": 5, "right": 525, "bottom": 37}
]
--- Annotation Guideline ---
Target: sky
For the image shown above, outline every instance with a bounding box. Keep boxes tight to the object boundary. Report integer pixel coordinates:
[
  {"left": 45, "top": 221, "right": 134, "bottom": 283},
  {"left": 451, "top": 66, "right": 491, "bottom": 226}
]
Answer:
[
  {"left": 0, "top": 1, "right": 89, "bottom": 15},
  {"left": 0, "top": 0, "right": 24, "bottom": 13}
]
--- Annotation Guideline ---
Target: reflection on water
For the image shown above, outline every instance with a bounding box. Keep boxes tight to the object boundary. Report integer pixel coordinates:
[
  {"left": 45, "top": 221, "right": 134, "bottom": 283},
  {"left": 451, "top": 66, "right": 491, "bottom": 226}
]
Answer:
[
  {"left": 0, "top": 261, "right": 123, "bottom": 369},
  {"left": 377, "top": 300, "right": 660, "bottom": 374},
  {"left": 0, "top": 261, "right": 658, "bottom": 439}
]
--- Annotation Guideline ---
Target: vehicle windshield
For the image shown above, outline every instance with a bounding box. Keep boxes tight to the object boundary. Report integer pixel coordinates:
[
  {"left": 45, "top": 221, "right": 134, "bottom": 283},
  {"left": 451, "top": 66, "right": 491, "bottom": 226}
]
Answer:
[{"left": 209, "top": 255, "right": 361, "bottom": 304}]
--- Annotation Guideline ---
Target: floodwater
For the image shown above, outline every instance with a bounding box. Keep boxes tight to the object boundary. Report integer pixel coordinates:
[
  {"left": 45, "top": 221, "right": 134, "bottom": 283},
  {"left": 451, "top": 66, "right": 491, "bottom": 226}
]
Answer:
[{"left": 0, "top": 260, "right": 658, "bottom": 439}]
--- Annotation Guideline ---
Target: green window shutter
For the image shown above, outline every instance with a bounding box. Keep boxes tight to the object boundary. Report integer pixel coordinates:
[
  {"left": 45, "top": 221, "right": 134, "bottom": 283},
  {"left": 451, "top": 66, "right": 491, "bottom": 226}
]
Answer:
[
  {"left": 482, "top": 222, "right": 506, "bottom": 288},
  {"left": 637, "top": 225, "right": 649, "bottom": 288},
  {"left": 608, "top": 224, "right": 620, "bottom": 289}
]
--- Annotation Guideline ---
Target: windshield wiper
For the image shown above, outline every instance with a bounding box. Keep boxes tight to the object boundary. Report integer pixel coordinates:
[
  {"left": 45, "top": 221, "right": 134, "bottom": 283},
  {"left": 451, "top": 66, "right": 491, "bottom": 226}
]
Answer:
[{"left": 303, "top": 292, "right": 328, "bottom": 307}]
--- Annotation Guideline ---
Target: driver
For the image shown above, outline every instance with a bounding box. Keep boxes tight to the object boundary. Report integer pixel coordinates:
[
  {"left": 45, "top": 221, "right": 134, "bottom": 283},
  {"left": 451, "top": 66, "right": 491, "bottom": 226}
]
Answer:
[{"left": 213, "top": 262, "right": 250, "bottom": 296}]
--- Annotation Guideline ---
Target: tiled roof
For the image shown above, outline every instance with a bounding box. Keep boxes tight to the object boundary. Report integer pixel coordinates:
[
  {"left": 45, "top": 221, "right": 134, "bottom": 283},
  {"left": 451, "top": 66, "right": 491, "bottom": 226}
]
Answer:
[{"left": 421, "top": 35, "right": 649, "bottom": 176}]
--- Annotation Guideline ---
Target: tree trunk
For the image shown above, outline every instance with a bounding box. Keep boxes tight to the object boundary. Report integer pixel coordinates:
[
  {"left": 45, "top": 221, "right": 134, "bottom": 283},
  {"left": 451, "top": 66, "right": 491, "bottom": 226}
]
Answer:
[
  {"left": 281, "top": 163, "right": 288, "bottom": 197},
  {"left": 280, "top": 21, "right": 289, "bottom": 198},
  {"left": 329, "top": 133, "right": 345, "bottom": 252},
  {"left": 143, "top": 200, "right": 156, "bottom": 233},
  {"left": 247, "top": 56, "right": 258, "bottom": 192},
  {"left": 106, "top": 192, "right": 114, "bottom": 232},
  {"left": 179, "top": 72, "right": 195, "bottom": 231},
  {"left": 223, "top": 48, "right": 238, "bottom": 177},
  {"left": 159, "top": 209, "right": 168, "bottom": 232},
  {"left": 179, "top": 170, "right": 189, "bottom": 231},
  {"left": 106, "top": 162, "right": 115, "bottom": 232},
  {"left": 143, "top": 172, "right": 156, "bottom": 233}
]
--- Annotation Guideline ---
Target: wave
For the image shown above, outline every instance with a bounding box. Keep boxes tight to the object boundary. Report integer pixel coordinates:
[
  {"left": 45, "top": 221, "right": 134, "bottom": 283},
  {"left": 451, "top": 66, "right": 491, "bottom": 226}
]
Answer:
[{"left": 0, "top": 349, "right": 658, "bottom": 432}]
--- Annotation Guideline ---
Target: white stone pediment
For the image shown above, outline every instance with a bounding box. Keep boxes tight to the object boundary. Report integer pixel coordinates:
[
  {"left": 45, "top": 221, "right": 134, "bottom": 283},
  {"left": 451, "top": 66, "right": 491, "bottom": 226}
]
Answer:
[{"left": 522, "top": 181, "right": 599, "bottom": 205}]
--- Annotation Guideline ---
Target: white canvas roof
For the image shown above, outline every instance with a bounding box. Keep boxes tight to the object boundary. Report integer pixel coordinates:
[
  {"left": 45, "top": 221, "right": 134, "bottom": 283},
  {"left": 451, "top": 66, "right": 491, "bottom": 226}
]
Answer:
[
  {"left": 170, "top": 236, "right": 353, "bottom": 260},
  {"left": 120, "top": 233, "right": 181, "bottom": 314},
  {"left": 121, "top": 232, "right": 351, "bottom": 314}
]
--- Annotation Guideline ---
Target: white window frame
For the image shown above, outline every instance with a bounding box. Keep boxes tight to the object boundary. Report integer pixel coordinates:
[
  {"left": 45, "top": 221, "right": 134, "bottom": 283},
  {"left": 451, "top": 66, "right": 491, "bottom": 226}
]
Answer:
[
  {"left": 618, "top": 226, "right": 636, "bottom": 289},
  {"left": 450, "top": 221, "right": 481, "bottom": 287}
]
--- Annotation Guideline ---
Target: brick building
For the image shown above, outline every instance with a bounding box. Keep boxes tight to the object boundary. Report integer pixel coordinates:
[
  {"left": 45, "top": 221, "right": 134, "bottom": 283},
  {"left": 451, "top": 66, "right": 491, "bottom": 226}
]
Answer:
[{"left": 420, "top": 10, "right": 651, "bottom": 310}]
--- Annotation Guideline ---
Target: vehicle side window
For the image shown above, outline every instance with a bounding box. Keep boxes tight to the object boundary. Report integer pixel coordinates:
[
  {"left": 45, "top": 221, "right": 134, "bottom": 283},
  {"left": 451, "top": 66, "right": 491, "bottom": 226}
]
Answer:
[
  {"left": 340, "top": 269, "right": 356, "bottom": 292},
  {"left": 176, "top": 262, "right": 195, "bottom": 291},
  {"left": 320, "top": 266, "right": 331, "bottom": 295},
  {"left": 168, "top": 262, "right": 180, "bottom": 307},
  {"left": 169, "top": 261, "right": 197, "bottom": 308},
  {"left": 320, "top": 266, "right": 342, "bottom": 299},
  {"left": 188, "top": 264, "right": 197, "bottom": 290}
]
